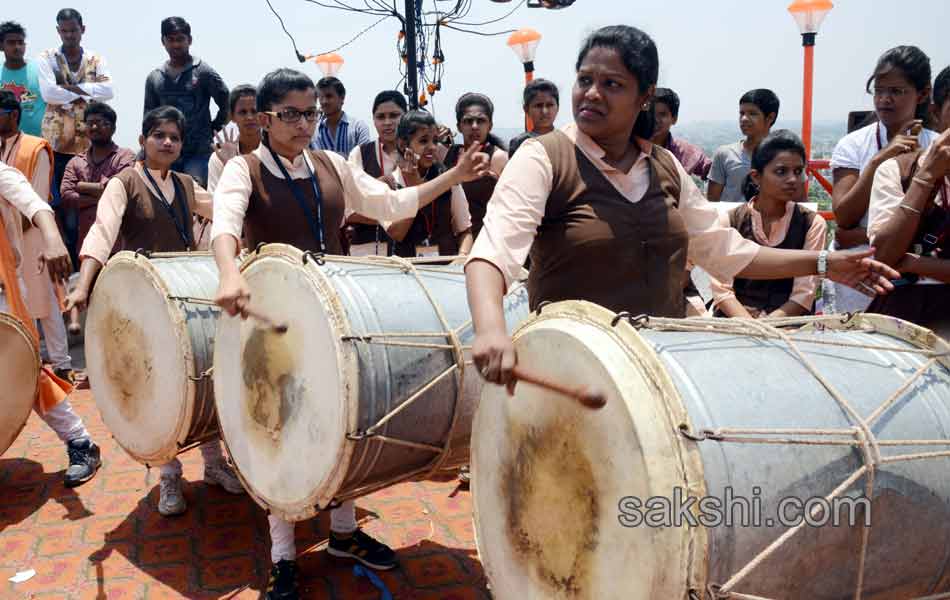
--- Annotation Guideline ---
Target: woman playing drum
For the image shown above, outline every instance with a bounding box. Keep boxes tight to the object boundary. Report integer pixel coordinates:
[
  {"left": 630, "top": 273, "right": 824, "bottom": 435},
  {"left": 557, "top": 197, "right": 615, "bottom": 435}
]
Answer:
[
  {"left": 465, "top": 25, "right": 900, "bottom": 384},
  {"left": 210, "top": 68, "right": 489, "bottom": 600},
  {"left": 65, "top": 106, "right": 247, "bottom": 517}
]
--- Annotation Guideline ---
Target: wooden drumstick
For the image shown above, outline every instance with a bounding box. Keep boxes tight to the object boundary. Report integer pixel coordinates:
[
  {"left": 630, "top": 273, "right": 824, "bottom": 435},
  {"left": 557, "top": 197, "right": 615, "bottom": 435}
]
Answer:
[
  {"left": 67, "top": 306, "right": 82, "bottom": 335},
  {"left": 243, "top": 305, "right": 288, "bottom": 334},
  {"left": 511, "top": 365, "right": 607, "bottom": 410}
]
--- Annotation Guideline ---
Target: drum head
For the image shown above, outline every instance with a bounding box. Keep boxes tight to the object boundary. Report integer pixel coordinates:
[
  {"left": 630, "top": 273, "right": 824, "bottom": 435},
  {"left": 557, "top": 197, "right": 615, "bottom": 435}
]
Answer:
[
  {"left": 0, "top": 313, "right": 39, "bottom": 456},
  {"left": 214, "top": 245, "right": 351, "bottom": 521},
  {"left": 86, "top": 253, "right": 193, "bottom": 464},
  {"left": 472, "top": 301, "right": 704, "bottom": 600}
]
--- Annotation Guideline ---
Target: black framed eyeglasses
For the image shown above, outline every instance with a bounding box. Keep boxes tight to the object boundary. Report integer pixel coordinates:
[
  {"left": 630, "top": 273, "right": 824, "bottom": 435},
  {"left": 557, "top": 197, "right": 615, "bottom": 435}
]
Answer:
[{"left": 264, "top": 108, "right": 320, "bottom": 123}]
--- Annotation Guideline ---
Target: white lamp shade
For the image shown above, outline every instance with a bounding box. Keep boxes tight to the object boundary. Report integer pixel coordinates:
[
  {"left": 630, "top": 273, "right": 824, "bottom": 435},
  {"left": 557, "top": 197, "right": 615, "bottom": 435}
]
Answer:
[
  {"left": 788, "top": 0, "right": 833, "bottom": 34},
  {"left": 506, "top": 28, "right": 542, "bottom": 63}
]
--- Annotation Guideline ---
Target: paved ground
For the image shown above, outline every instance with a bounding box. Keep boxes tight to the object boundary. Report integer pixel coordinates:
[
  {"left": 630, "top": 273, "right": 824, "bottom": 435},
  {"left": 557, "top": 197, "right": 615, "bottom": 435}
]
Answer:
[{"left": 0, "top": 387, "right": 489, "bottom": 599}]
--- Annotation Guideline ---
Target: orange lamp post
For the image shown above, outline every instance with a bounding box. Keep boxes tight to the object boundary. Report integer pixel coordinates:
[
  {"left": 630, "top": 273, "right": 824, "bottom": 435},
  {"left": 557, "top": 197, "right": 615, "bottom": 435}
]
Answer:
[
  {"left": 313, "top": 52, "right": 345, "bottom": 77},
  {"left": 507, "top": 28, "right": 543, "bottom": 131},
  {"left": 788, "top": 0, "right": 833, "bottom": 167}
]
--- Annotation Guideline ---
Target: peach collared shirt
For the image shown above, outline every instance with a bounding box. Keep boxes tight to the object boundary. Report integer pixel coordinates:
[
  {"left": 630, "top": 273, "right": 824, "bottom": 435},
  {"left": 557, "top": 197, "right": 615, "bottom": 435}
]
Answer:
[
  {"left": 467, "top": 122, "right": 760, "bottom": 287},
  {"left": 79, "top": 162, "right": 213, "bottom": 266},
  {"left": 709, "top": 200, "right": 827, "bottom": 311}
]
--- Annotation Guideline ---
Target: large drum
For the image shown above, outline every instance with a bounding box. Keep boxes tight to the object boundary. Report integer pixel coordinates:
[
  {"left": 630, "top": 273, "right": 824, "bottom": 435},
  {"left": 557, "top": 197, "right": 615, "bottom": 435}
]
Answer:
[
  {"left": 85, "top": 251, "right": 221, "bottom": 465},
  {"left": 1, "top": 312, "right": 39, "bottom": 456},
  {"left": 214, "top": 244, "right": 530, "bottom": 521},
  {"left": 473, "top": 301, "right": 950, "bottom": 600}
]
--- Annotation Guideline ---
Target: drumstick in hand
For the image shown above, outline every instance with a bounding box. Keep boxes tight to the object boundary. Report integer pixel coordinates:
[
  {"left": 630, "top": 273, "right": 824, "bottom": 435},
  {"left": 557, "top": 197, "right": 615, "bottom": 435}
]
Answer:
[
  {"left": 243, "top": 305, "right": 288, "bottom": 334},
  {"left": 67, "top": 306, "right": 82, "bottom": 335},
  {"left": 510, "top": 365, "right": 606, "bottom": 410}
]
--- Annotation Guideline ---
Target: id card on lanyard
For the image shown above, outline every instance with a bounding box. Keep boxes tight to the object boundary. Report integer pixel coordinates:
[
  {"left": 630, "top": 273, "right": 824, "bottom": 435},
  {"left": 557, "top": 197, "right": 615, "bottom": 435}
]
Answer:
[{"left": 267, "top": 146, "right": 326, "bottom": 253}]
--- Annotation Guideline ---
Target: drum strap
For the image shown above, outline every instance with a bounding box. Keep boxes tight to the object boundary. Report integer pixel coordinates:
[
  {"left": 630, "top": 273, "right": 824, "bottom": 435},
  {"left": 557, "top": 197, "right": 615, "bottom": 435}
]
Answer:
[{"left": 266, "top": 144, "right": 326, "bottom": 253}]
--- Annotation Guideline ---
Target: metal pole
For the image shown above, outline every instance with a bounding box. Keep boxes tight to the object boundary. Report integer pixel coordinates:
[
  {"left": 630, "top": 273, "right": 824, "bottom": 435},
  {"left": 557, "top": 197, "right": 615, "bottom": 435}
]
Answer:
[
  {"left": 405, "top": 0, "right": 419, "bottom": 109},
  {"left": 524, "top": 62, "right": 535, "bottom": 132},
  {"left": 802, "top": 33, "right": 816, "bottom": 165}
]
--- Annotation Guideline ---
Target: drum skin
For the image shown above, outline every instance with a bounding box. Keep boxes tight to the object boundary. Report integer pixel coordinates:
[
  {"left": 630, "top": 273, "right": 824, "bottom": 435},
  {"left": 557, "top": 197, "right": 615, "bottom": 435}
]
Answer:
[
  {"left": 473, "top": 301, "right": 950, "bottom": 600},
  {"left": 85, "top": 251, "right": 221, "bottom": 465},
  {"left": 214, "top": 244, "right": 530, "bottom": 521},
  {"left": 0, "top": 312, "right": 39, "bottom": 456}
]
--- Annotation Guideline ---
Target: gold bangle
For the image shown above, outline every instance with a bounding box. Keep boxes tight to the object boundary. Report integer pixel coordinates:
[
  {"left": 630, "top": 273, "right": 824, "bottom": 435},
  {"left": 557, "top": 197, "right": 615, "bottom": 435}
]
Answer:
[{"left": 899, "top": 203, "right": 923, "bottom": 215}]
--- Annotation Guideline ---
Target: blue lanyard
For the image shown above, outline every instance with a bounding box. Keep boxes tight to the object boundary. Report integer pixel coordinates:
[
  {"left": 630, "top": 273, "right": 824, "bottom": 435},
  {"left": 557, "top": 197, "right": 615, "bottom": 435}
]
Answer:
[
  {"left": 141, "top": 166, "right": 193, "bottom": 249},
  {"left": 266, "top": 145, "right": 326, "bottom": 252}
]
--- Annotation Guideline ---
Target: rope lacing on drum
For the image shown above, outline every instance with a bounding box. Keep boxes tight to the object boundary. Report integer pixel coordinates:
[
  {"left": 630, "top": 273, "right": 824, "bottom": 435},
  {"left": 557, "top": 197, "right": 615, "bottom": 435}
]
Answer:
[
  {"left": 625, "top": 313, "right": 949, "bottom": 600},
  {"left": 309, "top": 254, "right": 526, "bottom": 500}
]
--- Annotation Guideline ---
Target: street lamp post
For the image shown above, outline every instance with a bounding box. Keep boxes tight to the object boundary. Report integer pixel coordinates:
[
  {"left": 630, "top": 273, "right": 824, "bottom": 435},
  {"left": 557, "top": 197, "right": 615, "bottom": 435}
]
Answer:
[
  {"left": 788, "top": 0, "right": 833, "bottom": 166},
  {"left": 507, "top": 28, "right": 543, "bottom": 131}
]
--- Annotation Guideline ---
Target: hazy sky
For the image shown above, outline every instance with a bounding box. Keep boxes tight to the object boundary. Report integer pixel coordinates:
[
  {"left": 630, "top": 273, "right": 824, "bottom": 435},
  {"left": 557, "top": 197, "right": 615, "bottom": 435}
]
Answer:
[{"left": 8, "top": 1, "right": 950, "bottom": 148}]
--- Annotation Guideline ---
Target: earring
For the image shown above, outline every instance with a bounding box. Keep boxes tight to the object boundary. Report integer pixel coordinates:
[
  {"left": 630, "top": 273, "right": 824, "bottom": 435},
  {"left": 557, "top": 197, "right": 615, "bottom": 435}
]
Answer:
[{"left": 642, "top": 103, "right": 649, "bottom": 110}]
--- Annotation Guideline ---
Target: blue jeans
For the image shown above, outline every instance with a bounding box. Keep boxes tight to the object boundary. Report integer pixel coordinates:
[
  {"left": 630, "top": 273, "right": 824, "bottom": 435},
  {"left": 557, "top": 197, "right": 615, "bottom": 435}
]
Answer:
[{"left": 172, "top": 153, "right": 211, "bottom": 188}]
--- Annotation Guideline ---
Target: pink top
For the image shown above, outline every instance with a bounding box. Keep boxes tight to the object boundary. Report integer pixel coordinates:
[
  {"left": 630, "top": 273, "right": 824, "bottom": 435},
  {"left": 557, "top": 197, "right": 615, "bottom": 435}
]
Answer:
[
  {"left": 708, "top": 200, "right": 828, "bottom": 310},
  {"left": 467, "top": 123, "right": 761, "bottom": 287},
  {"left": 79, "top": 162, "right": 212, "bottom": 266}
]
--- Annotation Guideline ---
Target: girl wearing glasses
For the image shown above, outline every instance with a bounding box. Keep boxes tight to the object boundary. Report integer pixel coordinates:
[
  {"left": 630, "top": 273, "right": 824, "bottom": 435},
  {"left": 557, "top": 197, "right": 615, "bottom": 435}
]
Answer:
[
  {"left": 209, "top": 68, "right": 488, "bottom": 600},
  {"left": 65, "top": 105, "right": 247, "bottom": 518},
  {"left": 829, "top": 45, "right": 938, "bottom": 313}
]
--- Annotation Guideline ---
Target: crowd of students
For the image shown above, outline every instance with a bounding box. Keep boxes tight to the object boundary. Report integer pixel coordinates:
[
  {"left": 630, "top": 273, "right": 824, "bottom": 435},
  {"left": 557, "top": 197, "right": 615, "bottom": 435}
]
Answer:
[{"left": 1, "top": 8, "right": 948, "bottom": 600}]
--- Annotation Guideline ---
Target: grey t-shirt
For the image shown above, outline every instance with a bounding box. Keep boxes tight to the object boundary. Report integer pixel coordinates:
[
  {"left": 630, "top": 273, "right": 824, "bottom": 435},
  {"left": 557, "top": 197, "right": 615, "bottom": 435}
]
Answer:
[{"left": 708, "top": 140, "right": 751, "bottom": 202}]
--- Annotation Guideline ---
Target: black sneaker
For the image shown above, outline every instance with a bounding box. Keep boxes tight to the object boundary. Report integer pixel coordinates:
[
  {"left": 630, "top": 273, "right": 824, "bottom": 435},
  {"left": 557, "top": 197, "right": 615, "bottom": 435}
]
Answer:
[
  {"left": 265, "top": 559, "right": 298, "bottom": 600},
  {"left": 327, "top": 529, "right": 397, "bottom": 570},
  {"left": 53, "top": 368, "right": 75, "bottom": 384},
  {"left": 64, "top": 438, "right": 101, "bottom": 487}
]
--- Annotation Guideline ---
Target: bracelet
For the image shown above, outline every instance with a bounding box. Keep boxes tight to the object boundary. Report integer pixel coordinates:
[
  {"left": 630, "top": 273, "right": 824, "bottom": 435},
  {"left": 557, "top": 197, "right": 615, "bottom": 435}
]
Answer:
[
  {"left": 817, "top": 249, "right": 828, "bottom": 277},
  {"left": 899, "top": 203, "right": 923, "bottom": 215},
  {"left": 912, "top": 175, "right": 936, "bottom": 190}
]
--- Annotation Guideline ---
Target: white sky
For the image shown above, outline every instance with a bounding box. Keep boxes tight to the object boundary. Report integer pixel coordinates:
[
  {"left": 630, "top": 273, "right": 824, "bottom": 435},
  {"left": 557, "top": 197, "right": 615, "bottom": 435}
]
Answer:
[{"left": 9, "top": 0, "right": 950, "bottom": 148}]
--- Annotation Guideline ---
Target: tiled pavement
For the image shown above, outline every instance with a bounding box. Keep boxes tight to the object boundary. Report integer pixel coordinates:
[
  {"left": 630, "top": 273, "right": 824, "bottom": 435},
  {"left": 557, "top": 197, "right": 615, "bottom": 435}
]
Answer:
[{"left": 1, "top": 389, "right": 490, "bottom": 599}]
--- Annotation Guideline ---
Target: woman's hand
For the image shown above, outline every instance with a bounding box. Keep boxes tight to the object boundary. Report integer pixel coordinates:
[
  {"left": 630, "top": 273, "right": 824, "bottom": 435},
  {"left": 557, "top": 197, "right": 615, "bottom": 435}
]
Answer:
[
  {"left": 472, "top": 328, "right": 518, "bottom": 387},
  {"left": 397, "top": 148, "right": 424, "bottom": 187},
  {"left": 215, "top": 270, "right": 252, "bottom": 317},
  {"left": 876, "top": 119, "right": 922, "bottom": 163},
  {"left": 827, "top": 248, "right": 900, "bottom": 296},
  {"left": 451, "top": 142, "right": 490, "bottom": 184},
  {"left": 214, "top": 128, "right": 241, "bottom": 164}
]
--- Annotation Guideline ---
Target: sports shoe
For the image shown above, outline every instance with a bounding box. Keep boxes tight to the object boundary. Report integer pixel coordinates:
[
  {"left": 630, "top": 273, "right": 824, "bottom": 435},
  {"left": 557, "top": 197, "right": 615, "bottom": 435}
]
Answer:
[
  {"left": 64, "top": 438, "right": 101, "bottom": 487},
  {"left": 265, "top": 559, "right": 299, "bottom": 600},
  {"left": 204, "top": 460, "right": 246, "bottom": 495},
  {"left": 158, "top": 473, "right": 187, "bottom": 516},
  {"left": 327, "top": 528, "right": 397, "bottom": 570},
  {"left": 54, "top": 368, "right": 76, "bottom": 384},
  {"left": 458, "top": 465, "right": 471, "bottom": 487}
]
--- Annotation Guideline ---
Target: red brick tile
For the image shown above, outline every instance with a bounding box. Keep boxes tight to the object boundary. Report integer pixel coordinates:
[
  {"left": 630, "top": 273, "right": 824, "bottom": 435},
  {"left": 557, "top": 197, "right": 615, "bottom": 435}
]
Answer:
[
  {"left": 87, "top": 542, "right": 140, "bottom": 581},
  {"left": 14, "top": 553, "right": 85, "bottom": 594},
  {"left": 0, "top": 500, "right": 39, "bottom": 527},
  {"left": 198, "top": 555, "right": 259, "bottom": 589},
  {"left": 141, "top": 562, "right": 192, "bottom": 596},
  {"left": 78, "top": 578, "right": 147, "bottom": 600},
  {"left": 141, "top": 505, "right": 198, "bottom": 538},
  {"left": 0, "top": 530, "right": 35, "bottom": 565},
  {"left": 196, "top": 524, "right": 259, "bottom": 559},
  {"left": 36, "top": 523, "right": 83, "bottom": 556},
  {"left": 403, "top": 553, "right": 468, "bottom": 589},
  {"left": 3, "top": 481, "right": 48, "bottom": 507},
  {"left": 84, "top": 514, "right": 139, "bottom": 544},
  {"left": 140, "top": 535, "right": 192, "bottom": 566},
  {"left": 203, "top": 497, "right": 255, "bottom": 527},
  {"left": 104, "top": 470, "right": 150, "bottom": 495},
  {"left": 0, "top": 458, "right": 50, "bottom": 485}
]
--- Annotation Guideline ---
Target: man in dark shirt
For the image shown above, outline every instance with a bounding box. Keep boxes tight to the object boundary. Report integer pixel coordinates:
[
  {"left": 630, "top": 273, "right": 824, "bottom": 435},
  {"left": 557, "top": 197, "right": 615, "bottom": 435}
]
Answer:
[{"left": 143, "top": 16, "right": 228, "bottom": 187}]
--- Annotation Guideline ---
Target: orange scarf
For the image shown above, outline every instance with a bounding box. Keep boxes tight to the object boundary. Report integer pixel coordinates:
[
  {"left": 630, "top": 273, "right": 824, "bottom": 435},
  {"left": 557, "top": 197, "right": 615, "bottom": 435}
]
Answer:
[{"left": 0, "top": 208, "right": 71, "bottom": 414}]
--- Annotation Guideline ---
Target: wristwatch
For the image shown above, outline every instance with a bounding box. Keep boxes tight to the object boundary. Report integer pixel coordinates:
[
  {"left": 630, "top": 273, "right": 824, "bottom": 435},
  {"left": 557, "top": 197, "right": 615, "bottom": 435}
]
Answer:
[{"left": 818, "top": 250, "right": 829, "bottom": 277}]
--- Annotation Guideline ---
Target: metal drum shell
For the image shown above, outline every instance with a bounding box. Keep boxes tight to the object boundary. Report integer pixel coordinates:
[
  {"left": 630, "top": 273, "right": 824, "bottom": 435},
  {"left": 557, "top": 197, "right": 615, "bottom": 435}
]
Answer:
[
  {"left": 85, "top": 251, "right": 221, "bottom": 465},
  {"left": 214, "top": 244, "right": 529, "bottom": 522},
  {"left": 0, "top": 312, "right": 40, "bottom": 456},
  {"left": 472, "top": 301, "right": 950, "bottom": 600}
]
